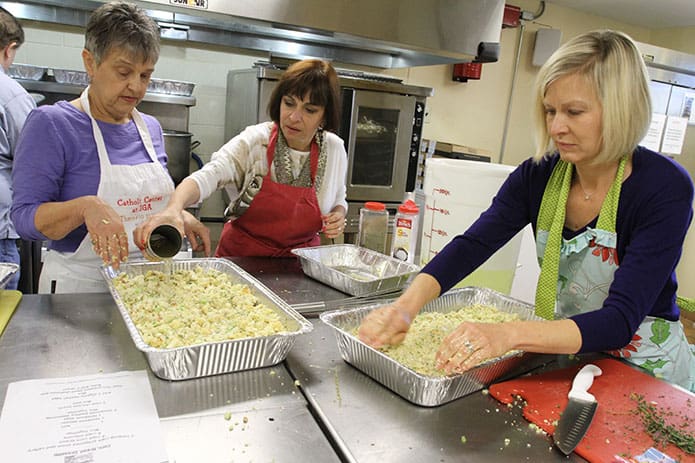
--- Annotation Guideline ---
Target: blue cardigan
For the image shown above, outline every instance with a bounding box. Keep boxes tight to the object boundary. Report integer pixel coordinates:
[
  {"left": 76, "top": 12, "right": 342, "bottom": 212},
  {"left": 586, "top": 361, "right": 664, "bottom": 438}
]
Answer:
[{"left": 422, "top": 147, "right": 693, "bottom": 353}]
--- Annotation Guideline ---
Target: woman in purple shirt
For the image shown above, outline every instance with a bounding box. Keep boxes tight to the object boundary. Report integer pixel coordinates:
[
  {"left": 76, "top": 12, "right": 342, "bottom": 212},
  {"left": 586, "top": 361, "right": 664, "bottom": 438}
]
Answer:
[
  {"left": 359, "top": 30, "right": 695, "bottom": 391},
  {"left": 11, "top": 2, "right": 208, "bottom": 293}
]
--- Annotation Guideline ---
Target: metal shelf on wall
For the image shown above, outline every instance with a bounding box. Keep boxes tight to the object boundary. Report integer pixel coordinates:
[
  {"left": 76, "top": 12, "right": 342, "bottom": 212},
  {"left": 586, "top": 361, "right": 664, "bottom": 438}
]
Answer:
[{"left": 17, "top": 79, "right": 196, "bottom": 106}]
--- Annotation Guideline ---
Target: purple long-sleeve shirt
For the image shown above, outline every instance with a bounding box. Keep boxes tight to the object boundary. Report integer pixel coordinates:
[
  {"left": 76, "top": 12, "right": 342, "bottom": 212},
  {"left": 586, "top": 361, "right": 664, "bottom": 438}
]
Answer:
[
  {"left": 422, "top": 147, "right": 693, "bottom": 354},
  {"left": 11, "top": 101, "right": 168, "bottom": 252}
]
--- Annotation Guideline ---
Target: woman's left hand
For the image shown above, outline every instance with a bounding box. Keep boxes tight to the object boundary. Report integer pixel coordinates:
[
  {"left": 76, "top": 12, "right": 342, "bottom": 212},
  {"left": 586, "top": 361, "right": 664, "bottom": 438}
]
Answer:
[
  {"left": 435, "top": 322, "right": 512, "bottom": 375},
  {"left": 321, "top": 211, "right": 346, "bottom": 239},
  {"left": 181, "top": 210, "right": 211, "bottom": 256}
]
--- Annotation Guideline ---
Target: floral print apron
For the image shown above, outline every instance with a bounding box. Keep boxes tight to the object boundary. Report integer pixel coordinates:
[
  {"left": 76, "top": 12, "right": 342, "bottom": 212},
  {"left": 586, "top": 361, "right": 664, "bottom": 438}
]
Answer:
[{"left": 535, "top": 157, "right": 695, "bottom": 391}]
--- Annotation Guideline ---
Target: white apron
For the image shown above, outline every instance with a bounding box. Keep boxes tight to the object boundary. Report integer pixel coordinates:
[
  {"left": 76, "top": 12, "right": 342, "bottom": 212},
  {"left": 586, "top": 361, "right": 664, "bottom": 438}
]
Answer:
[{"left": 39, "top": 88, "right": 175, "bottom": 293}]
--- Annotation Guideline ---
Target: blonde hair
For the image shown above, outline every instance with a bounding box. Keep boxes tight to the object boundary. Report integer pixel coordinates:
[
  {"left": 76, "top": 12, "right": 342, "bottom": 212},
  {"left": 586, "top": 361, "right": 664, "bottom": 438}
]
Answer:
[{"left": 532, "top": 30, "right": 651, "bottom": 163}]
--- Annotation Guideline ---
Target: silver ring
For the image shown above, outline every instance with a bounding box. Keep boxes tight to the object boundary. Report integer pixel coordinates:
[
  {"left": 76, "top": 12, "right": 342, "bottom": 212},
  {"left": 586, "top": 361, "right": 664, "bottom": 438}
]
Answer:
[{"left": 463, "top": 340, "right": 475, "bottom": 353}]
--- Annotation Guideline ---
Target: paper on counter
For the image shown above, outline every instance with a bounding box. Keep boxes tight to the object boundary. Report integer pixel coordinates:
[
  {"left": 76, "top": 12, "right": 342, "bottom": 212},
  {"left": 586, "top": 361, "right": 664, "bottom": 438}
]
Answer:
[{"left": 0, "top": 370, "right": 168, "bottom": 463}]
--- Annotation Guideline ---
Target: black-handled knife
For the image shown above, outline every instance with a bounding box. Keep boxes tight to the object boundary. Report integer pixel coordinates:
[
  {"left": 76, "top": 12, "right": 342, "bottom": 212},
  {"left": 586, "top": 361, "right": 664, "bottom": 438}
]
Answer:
[{"left": 553, "top": 363, "right": 602, "bottom": 455}]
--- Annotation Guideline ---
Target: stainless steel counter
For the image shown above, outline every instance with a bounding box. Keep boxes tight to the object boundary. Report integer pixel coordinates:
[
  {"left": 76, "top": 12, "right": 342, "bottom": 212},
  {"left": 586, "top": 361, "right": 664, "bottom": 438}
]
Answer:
[
  {"left": 0, "top": 258, "right": 588, "bottom": 462},
  {"left": 0, "top": 293, "right": 339, "bottom": 463},
  {"left": 285, "top": 322, "right": 585, "bottom": 463}
]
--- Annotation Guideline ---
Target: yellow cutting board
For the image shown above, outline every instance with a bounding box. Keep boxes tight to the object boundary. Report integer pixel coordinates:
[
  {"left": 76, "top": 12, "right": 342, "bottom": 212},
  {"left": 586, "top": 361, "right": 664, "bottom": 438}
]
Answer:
[{"left": 0, "top": 290, "right": 22, "bottom": 336}]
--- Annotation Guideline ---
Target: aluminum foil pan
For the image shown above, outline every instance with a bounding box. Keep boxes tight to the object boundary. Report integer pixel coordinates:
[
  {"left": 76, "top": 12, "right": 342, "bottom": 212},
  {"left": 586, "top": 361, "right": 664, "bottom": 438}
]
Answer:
[
  {"left": 53, "top": 68, "right": 89, "bottom": 86},
  {"left": 147, "top": 78, "right": 195, "bottom": 96},
  {"left": 0, "top": 263, "right": 19, "bottom": 290},
  {"left": 8, "top": 63, "right": 45, "bottom": 81},
  {"left": 320, "top": 287, "right": 542, "bottom": 406},
  {"left": 101, "top": 258, "right": 313, "bottom": 380},
  {"left": 292, "top": 244, "right": 419, "bottom": 297}
]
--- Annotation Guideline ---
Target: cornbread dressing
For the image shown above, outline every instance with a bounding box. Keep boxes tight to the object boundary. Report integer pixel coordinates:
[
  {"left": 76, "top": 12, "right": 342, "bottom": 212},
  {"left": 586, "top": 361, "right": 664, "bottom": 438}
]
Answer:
[
  {"left": 113, "top": 267, "right": 286, "bottom": 348},
  {"left": 362, "top": 304, "right": 520, "bottom": 377}
]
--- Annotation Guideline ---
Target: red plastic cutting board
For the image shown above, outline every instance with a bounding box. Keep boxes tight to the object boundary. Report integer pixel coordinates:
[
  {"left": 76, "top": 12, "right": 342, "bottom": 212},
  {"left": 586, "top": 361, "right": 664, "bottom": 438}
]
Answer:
[{"left": 489, "top": 358, "right": 694, "bottom": 462}]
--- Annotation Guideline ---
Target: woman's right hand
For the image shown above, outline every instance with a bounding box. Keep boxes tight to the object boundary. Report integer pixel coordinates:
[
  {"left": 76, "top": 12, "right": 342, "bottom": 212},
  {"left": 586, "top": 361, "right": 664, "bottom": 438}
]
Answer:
[
  {"left": 357, "top": 303, "right": 413, "bottom": 349},
  {"left": 83, "top": 198, "right": 129, "bottom": 269},
  {"left": 132, "top": 207, "right": 185, "bottom": 253}
]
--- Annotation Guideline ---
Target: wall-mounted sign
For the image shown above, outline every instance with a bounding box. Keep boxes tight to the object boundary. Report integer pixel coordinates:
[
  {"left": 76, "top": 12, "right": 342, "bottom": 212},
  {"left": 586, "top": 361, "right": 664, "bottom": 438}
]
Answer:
[
  {"left": 169, "top": 0, "right": 208, "bottom": 9},
  {"left": 682, "top": 92, "right": 695, "bottom": 125},
  {"left": 642, "top": 113, "right": 666, "bottom": 152},
  {"left": 661, "top": 116, "right": 688, "bottom": 155}
]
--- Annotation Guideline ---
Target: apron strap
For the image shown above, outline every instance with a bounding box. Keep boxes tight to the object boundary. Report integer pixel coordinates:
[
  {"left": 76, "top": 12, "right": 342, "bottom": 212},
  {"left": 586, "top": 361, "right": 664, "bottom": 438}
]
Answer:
[
  {"left": 676, "top": 296, "right": 695, "bottom": 313},
  {"left": 535, "top": 160, "right": 573, "bottom": 319},
  {"left": 534, "top": 156, "right": 627, "bottom": 319}
]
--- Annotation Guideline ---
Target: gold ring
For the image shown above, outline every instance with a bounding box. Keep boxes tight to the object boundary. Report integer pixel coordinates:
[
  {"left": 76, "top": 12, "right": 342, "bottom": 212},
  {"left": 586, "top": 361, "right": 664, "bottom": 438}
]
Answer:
[{"left": 101, "top": 218, "right": 111, "bottom": 225}]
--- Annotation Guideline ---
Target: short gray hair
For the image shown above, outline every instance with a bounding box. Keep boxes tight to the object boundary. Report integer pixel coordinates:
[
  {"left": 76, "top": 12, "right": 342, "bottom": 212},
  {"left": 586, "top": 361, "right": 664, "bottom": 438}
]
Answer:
[
  {"left": 532, "top": 30, "right": 651, "bottom": 164},
  {"left": 84, "top": 1, "right": 160, "bottom": 65}
]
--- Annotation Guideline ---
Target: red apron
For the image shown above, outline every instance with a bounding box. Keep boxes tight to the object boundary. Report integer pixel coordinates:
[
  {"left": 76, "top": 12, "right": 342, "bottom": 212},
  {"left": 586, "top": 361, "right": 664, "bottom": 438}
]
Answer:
[{"left": 215, "top": 125, "right": 323, "bottom": 257}]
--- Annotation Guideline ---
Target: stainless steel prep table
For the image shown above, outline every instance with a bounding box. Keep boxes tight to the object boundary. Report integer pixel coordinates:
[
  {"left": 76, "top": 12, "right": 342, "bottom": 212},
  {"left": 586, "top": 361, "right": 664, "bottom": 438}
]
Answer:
[
  {"left": 0, "top": 293, "right": 340, "bottom": 463},
  {"left": 284, "top": 321, "right": 586, "bottom": 463},
  {"left": 0, "top": 257, "right": 588, "bottom": 462}
]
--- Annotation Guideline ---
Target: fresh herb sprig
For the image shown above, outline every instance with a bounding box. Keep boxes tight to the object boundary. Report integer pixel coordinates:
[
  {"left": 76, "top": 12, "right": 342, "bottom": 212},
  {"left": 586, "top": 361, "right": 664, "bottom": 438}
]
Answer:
[{"left": 630, "top": 393, "right": 695, "bottom": 454}]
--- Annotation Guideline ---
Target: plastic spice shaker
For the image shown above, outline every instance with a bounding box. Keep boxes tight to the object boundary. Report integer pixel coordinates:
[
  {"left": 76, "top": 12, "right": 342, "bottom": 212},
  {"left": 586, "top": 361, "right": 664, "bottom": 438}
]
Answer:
[
  {"left": 357, "top": 201, "right": 388, "bottom": 254},
  {"left": 390, "top": 198, "right": 420, "bottom": 263}
]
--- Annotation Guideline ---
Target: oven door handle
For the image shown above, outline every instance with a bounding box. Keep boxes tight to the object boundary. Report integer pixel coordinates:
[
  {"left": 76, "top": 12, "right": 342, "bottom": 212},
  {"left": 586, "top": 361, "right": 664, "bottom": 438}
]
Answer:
[{"left": 340, "top": 87, "right": 356, "bottom": 153}]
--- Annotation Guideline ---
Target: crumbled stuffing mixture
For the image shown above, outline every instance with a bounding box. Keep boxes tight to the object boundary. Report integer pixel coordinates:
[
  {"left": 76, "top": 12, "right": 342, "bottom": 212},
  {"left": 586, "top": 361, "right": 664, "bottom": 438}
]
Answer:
[
  {"left": 362, "top": 304, "right": 519, "bottom": 377},
  {"left": 114, "top": 267, "right": 286, "bottom": 348}
]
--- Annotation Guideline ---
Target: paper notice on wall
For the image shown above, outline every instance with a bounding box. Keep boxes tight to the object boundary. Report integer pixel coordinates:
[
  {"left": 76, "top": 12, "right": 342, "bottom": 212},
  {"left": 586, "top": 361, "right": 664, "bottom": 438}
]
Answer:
[
  {"left": 641, "top": 113, "right": 666, "bottom": 152},
  {"left": 661, "top": 116, "right": 688, "bottom": 155},
  {"left": 0, "top": 370, "right": 168, "bottom": 463},
  {"left": 681, "top": 92, "right": 695, "bottom": 124}
]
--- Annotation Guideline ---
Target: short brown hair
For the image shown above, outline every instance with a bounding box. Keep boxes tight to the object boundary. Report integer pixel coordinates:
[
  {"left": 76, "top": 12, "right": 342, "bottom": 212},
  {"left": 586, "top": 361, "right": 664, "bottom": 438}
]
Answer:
[
  {"left": 0, "top": 7, "right": 24, "bottom": 50},
  {"left": 267, "top": 59, "right": 341, "bottom": 132}
]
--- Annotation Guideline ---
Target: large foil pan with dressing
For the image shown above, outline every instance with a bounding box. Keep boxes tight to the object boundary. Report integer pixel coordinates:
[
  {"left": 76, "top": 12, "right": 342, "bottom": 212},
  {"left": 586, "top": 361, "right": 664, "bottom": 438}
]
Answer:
[
  {"left": 291, "top": 244, "right": 419, "bottom": 297},
  {"left": 101, "top": 258, "right": 312, "bottom": 380},
  {"left": 320, "top": 287, "right": 542, "bottom": 406}
]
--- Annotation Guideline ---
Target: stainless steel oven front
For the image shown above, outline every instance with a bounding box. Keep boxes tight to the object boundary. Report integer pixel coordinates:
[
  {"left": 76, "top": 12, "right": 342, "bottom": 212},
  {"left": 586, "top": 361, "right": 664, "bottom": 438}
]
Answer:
[{"left": 339, "top": 88, "right": 426, "bottom": 203}]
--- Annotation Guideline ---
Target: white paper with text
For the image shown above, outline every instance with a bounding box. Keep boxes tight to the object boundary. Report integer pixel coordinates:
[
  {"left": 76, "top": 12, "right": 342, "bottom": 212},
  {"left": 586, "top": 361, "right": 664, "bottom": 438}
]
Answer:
[{"left": 0, "top": 370, "right": 168, "bottom": 463}]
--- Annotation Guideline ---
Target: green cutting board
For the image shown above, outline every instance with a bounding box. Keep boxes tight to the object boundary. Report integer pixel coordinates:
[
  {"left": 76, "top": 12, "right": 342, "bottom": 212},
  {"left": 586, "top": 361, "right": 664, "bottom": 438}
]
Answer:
[{"left": 0, "top": 290, "right": 22, "bottom": 336}]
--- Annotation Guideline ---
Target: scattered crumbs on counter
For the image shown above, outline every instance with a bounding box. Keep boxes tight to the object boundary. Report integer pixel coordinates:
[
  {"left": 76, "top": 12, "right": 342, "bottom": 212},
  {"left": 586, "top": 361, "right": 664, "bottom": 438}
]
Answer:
[
  {"left": 243, "top": 416, "right": 248, "bottom": 424},
  {"left": 481, "top": 388, "right": 489, "bottom": 395},
  {"left": 209, "top": 393, "right": 214, "bottom": 397},
  {"left": 333, "top": 368, "right": 342, "bottom": 407},
  {"left": 224, "top": 412, "right": 232, "bottom": 421},
  {"left": 228, "top": 425, "right": 234, "bottom": 431},
  {"left": 460, "top": 436, "right": 467, "bottom": 444},
  {"left": 270, "top": 370, "right": 276, "bottom": 376},
  {"left": 294, "top": 379, "right": 301, "bottom": 387},
  {"left": 526, "top": 443, "right": 531, "bottom": 448},
  {"left": 504, "top": 438, "right": 511, "bottom": 447}
]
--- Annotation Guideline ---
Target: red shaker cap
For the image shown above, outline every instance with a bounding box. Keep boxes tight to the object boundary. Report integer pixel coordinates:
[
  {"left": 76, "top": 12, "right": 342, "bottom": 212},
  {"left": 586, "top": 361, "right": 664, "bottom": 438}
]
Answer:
[
  {"left": 398, "top": 199, "right": 419, "bottom": 214},
  {"left": 364, "top": 201, "right": 386, "bottom": 211}
]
